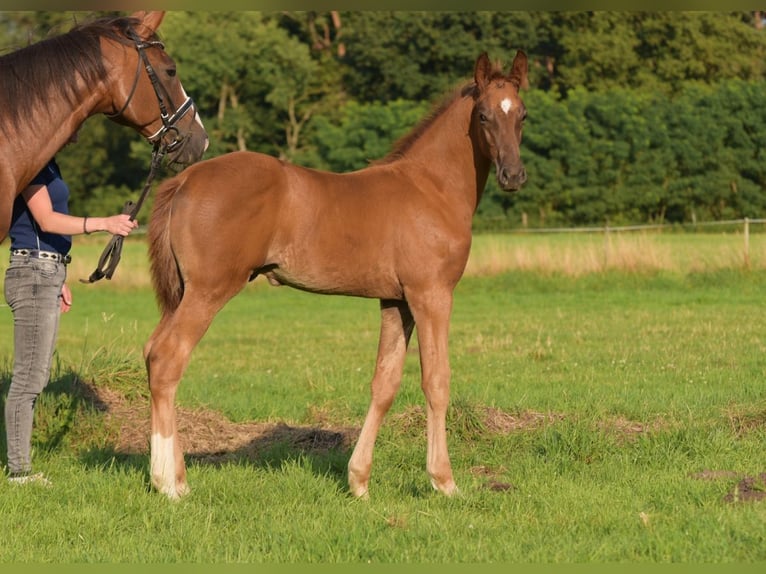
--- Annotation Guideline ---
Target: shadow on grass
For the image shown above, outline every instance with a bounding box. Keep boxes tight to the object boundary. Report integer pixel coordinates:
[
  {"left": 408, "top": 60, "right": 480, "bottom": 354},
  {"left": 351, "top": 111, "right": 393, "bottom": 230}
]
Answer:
[
  {"left": 0, "top": 365, "right": 357, "bottom": 494},
  {"left": 189, "top": 422, "right": 355, "bottom": 486},
  {"left": 78, "top": 426, "right": 355, "bottom": 495},
  {"left": 0, "top": 366, "right": 106, "bottom": 471}
]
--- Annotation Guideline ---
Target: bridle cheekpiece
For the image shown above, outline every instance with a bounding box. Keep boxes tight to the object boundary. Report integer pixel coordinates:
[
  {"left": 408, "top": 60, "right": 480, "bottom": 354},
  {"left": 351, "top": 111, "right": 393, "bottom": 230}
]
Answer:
[
  {"left": 86, "top": 25, "right": 198, "bottom": 285},
  {"left": 105, "top": 27, "right": 195, "bottom": 156}
]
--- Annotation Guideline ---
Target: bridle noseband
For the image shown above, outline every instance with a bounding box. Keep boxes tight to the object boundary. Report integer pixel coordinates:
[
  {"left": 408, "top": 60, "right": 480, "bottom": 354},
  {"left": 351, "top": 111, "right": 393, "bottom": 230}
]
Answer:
[{"left": 105, "top": 27, "right": 195, "bottom": 155}]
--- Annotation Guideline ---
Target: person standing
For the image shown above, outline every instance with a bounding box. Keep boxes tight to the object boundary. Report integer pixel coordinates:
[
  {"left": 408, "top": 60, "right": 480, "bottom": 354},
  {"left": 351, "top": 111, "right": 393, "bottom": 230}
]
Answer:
[{"left": 3, "top": 132, "right": 138, "bottom": 485}]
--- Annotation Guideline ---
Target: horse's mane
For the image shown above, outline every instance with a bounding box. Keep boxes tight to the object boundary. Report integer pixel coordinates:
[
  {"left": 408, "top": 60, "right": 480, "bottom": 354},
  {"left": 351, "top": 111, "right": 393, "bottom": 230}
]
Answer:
[
  {"left": 377, "top": 60, "right": 508, "bottom": 165},
  {"left": 0, "top": 15, "right": 152, "bottom": 134}
]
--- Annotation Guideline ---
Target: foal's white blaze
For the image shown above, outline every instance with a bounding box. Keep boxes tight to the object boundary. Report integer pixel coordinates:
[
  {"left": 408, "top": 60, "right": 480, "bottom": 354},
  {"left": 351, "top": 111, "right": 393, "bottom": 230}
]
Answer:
[
  {"left": 500, "top": 98, "right": 513, "bottom": 115},
  {"left": 151, "top": 432, "right": 179, "bottom": 498}
]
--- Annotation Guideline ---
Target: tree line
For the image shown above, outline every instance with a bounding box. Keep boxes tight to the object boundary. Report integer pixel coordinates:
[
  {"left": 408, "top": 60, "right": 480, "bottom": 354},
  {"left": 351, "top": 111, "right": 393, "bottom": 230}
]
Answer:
[{"left": 2, "top": 11, "right": 765, "bottom": 229}]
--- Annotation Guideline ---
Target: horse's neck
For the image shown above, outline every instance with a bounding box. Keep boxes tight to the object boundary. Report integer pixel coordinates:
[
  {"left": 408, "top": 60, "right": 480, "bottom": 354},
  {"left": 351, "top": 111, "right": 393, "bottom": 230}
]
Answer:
[
  {"left": 402, "top": 96, "right": 490, "bottom": 213},
  {"left": 7, "top": 89, "right": 103, "bottom": 195}
]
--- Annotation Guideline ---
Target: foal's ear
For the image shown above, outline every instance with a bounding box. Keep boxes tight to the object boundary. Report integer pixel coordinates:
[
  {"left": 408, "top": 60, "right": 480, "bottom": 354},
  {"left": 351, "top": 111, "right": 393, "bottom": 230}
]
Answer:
[
  {"left": 130, "top": 11, "right": 166, "bottom": 38},
  {"left": 474, "top": 52, "right": 493, "bottom": 90},
  {"left": 508, "top": 50, "right": 529, "bottom": 90}
]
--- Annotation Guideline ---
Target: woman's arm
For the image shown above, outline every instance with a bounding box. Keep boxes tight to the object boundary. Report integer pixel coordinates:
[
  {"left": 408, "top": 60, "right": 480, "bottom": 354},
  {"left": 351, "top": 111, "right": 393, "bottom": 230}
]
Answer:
[{"left": 22, "top": 185, "right": 138, "bottom": 237}]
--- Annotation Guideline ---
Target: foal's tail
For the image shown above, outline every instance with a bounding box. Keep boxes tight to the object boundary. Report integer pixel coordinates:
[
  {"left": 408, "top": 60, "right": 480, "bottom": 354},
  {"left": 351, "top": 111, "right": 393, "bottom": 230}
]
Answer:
[{"left": 148, "top": 176, "right": 185, "bottom": 315}]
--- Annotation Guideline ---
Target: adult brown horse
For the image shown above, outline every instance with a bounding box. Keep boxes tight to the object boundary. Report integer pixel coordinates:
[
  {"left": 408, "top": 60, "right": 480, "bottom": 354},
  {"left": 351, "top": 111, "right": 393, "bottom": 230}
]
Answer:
[
  {"left": 145, "top": 51, "right": 528, "bottom": 499},
  {"left": 0, "top": 10, "right": 208, "bottom": 243}
]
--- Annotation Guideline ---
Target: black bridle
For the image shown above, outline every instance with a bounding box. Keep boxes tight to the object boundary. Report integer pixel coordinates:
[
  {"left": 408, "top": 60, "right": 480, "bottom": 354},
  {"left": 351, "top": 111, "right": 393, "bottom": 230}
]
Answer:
[
  {"left": 84, "top": 27, "right": 197, "bottom": 284},
  {"left": 105, "top": 27, "right": 195, "bottom": 155}
]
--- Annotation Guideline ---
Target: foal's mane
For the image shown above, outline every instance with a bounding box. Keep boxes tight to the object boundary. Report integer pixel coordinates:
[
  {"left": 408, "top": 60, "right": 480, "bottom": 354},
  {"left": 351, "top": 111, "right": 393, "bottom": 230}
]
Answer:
[
  {"left": 0, "top": 15, "right": 152, "bottom": 134},
  {"left": 378, "top": 60, "right": 508, "bottom": 165}
]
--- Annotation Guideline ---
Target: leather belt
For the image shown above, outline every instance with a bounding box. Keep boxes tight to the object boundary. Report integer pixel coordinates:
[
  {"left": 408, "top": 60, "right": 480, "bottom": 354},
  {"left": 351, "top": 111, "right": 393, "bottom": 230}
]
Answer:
[{"left": 10, "top": 249, "right": 71, "bottom": 265}]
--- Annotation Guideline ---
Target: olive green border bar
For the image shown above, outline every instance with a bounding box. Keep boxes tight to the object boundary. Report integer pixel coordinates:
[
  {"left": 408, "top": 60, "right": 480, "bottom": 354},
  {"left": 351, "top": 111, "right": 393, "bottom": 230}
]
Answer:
[
  {"left": 7, "top": 563, "right": 766, "bottom": 572},
  {"left": 0, "top": 2, "right": 759, "bottom": 12}
]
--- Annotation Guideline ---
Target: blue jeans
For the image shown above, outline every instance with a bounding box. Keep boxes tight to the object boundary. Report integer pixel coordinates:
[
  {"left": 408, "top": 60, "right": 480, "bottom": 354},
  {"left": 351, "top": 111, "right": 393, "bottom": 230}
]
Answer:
[{"left": 4, "top": 254, "right": 66, "bottom": 475}]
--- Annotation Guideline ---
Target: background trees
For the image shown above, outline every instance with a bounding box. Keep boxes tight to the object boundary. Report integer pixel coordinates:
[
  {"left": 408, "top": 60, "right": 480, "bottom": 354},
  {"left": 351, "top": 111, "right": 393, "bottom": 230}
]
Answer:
[{"left": 1, "top": 11, "right": 764, "bottom": 228}]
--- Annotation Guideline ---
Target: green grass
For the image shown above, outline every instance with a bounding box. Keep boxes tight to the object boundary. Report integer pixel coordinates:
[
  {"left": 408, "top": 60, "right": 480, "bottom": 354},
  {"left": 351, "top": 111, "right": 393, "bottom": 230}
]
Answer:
[{"left": 0, "top": 234, "right": 765, "bottom": 562}]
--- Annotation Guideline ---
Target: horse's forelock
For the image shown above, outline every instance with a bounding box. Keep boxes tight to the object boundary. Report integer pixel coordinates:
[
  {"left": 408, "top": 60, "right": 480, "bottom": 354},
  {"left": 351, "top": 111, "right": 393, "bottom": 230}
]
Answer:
[
  {"left": 484, "top": 59, "right": 513, "bottom": 87},
  {"left": 71, "top": 15, "right": 149, "bottom": 45}
]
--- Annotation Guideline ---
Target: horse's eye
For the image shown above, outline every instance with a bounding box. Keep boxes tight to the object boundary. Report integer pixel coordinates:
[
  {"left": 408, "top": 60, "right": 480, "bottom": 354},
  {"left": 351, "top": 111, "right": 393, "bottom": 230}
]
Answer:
[
  {"left": 167, "top": 68, "right": 177, "bottom": 78},
  {"left": 479, "top": 113, "right": 488, "bottom": 123}
]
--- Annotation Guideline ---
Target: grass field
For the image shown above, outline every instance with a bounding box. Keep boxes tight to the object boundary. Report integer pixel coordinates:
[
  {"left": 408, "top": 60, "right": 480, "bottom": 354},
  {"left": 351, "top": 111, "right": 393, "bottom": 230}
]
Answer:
[{"left": 0, "top": 232, "right": 764, "bottom": 562}]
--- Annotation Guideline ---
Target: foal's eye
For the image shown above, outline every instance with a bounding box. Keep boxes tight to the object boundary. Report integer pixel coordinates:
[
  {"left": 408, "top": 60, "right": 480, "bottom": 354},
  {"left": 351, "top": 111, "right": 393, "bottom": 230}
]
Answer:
[{"left": 479, "top": 113, "right": 488, "bottom": 123}]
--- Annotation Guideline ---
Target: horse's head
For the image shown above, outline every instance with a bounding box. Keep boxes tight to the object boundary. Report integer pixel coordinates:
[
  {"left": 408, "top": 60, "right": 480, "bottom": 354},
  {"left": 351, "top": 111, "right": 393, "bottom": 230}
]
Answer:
[
  {"left": 471, "top": 51, "right": 528, "bottom": 192},
  {"left": 102, "top": 11, "right": 208, "bottom": 168}
]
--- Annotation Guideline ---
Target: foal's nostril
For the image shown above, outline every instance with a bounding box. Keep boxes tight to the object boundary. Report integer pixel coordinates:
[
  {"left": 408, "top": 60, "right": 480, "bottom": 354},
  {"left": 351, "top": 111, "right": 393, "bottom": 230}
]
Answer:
[{"left": 499, "top": 167, "right": 510, "bottom": 186}]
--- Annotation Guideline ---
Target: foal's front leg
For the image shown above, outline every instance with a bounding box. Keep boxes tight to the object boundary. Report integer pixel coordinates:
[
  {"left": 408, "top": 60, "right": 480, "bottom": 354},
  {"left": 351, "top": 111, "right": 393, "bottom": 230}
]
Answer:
[
  {"left": 348, "top": 300, "right": 414, "bottom": 497},
  {"left": 408, "top": 287, "right": 458, "bottom": 495}
]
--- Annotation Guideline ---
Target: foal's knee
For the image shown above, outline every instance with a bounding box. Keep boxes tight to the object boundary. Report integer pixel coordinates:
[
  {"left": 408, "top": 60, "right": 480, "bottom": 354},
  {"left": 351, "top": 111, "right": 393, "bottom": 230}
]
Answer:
[{"left": 421, "top": 372, "right": 451, "bottom": 406}]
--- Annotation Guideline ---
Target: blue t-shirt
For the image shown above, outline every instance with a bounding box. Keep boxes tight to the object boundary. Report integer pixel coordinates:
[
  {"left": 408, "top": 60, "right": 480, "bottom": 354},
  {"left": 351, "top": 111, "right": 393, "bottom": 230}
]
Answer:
[{"left": 9, "top": 159, "right": 72, "bottom": 255}]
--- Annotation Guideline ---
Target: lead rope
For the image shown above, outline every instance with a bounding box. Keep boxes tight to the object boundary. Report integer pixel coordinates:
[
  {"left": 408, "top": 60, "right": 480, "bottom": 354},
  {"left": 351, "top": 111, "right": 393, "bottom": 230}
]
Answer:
[{"left": 80, "top": 143, "right": 166, "bottom": 283}]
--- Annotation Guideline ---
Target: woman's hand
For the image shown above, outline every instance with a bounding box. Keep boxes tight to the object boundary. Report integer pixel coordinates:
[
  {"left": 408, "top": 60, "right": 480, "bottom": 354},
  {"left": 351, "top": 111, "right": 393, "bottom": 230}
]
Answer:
[
  {"left": 60, "top": 283, "right": 72, "bottom": 313},
  {"left": 102, "top": 214, "right": 139, "bottom": 237}
]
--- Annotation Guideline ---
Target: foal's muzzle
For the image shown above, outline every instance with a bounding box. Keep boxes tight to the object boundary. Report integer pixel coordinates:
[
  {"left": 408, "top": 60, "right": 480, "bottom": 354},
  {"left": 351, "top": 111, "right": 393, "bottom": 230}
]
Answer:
[{"left": 497, "top": 164, "right": 527, "bottom": 191}]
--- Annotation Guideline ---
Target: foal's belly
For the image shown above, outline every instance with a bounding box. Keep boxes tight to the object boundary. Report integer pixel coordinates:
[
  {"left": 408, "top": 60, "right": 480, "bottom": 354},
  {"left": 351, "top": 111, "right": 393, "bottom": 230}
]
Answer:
[{"left": 264, "top": 260, "right": 404, "bottom": 301}]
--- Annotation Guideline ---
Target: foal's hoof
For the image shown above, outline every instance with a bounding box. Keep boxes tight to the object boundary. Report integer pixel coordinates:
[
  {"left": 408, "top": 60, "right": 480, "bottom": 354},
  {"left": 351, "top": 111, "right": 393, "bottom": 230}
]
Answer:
[
  {"left": 431, "top": 477, "right": 459, "bottom": 496},
  {"left": 349, "top": 482, "right": 370, "bottom": 499},
  {"left": 153, "top": 481, "right": 191, "bottom": 501},
  {"left": 348, "top": 472, "right": 370, "bottom": 499}
]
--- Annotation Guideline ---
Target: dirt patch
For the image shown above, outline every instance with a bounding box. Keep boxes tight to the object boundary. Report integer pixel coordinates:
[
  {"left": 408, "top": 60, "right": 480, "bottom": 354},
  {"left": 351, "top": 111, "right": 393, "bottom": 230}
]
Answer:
[
  {"left": 84, "top": 382, "right": 359, "bottom": 462},
  {"left": 690, "top": 469, "right": 740, "bottom": 481},
  {"left": 723, "top": 474, "right": 766, "bottom": 503},
  {"left": 390, "top": 404, "right": 562, "bottom": 436},
  {"left": 482, "top": 406, "right": 562, "bottom": 433},
  {"left": 691, "top": 469, "right": 766, "bottom": 503},
  {"left": 470, "top": 465, "right": 514, "bottom": 492},
  {"left": 598, "top": 416, "right": 650, "bottom": 436}
]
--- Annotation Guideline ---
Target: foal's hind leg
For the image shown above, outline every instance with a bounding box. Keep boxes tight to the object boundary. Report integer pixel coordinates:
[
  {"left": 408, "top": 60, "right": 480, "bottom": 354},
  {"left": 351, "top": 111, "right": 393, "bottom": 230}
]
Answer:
[
  {"left": 144, "top": 289, "right": 232, "bottom": 499},
  {"left": 348, "top": 299, "right": 414, "bottom": 497}
]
